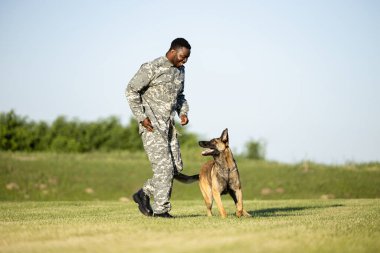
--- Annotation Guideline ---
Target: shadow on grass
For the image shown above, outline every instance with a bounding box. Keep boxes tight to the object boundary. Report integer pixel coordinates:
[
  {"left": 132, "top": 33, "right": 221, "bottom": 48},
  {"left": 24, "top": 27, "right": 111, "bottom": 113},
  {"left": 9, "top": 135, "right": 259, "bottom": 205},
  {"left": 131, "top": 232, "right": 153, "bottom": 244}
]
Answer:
[
  {"left": 249, "top": 204, "right": 344, "bottom": 217},
  {"left": 176, "top": 214, "right": 204, "bottom": 218}
]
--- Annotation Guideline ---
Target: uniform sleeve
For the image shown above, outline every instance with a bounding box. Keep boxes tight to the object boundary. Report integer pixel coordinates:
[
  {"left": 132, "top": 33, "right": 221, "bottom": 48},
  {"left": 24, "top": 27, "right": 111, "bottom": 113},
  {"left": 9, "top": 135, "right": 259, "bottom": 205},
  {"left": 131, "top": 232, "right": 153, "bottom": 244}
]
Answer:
[
  {"left": 176, "top": 86, "right": 189, "bottom": 116},
  {"left": 126, "top": 63, "right": 153, "bottom": 123}
]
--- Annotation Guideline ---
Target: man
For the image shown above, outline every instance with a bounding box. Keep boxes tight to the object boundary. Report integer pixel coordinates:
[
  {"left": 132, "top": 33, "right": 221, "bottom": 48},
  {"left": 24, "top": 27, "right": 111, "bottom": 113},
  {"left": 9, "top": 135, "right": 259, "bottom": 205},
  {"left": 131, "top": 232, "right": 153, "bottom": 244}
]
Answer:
[{"left": 126, "top": 38, "right": 191, "bottom": 218}]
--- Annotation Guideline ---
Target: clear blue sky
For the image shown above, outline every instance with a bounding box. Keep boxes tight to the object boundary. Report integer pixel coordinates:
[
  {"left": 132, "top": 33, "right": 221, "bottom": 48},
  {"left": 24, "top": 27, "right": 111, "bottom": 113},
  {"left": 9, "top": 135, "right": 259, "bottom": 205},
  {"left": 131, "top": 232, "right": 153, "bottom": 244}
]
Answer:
[{"left": 1, "top": 0, "right": 379, "bottom": 164}]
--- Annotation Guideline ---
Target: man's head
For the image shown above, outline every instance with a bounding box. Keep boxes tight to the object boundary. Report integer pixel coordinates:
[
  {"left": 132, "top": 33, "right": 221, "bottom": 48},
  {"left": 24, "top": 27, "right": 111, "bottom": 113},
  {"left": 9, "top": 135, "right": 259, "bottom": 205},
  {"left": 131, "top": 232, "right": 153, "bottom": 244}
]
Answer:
[{"left": 166, "top": 38, "right": 191, "bottom": 68}]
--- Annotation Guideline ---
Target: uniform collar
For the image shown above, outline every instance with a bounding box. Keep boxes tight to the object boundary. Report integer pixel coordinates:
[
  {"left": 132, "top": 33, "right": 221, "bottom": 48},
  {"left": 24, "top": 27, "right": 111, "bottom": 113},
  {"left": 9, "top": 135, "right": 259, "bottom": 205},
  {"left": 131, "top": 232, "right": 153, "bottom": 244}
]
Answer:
[
  {"left": 162, "top": 56, "right": 174, "bottom": 67},
  {"left": 161, "top": 56, "right": 185, "bottom": 70}
]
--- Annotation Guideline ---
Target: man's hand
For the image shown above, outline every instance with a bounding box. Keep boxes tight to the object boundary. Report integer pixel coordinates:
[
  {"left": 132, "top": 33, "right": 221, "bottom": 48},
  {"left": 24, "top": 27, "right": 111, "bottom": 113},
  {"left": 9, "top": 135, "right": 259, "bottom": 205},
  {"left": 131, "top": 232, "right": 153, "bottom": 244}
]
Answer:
[
  {"left": 141, "top": 117, "right": 154, "bottom": 132},
  {"left": 180, "top": 115, "right": 189, "bottom": 126}
]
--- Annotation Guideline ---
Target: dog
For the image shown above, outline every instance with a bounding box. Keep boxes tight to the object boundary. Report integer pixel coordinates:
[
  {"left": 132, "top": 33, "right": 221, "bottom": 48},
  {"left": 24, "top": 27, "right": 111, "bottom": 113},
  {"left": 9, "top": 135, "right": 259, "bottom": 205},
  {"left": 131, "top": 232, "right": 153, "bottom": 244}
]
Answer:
[
  {"left": 175, "top": 128, "right": 250, "bottom": 218},
  {"left": 198, "top": 128, "right": 251, "bottom": 218}
]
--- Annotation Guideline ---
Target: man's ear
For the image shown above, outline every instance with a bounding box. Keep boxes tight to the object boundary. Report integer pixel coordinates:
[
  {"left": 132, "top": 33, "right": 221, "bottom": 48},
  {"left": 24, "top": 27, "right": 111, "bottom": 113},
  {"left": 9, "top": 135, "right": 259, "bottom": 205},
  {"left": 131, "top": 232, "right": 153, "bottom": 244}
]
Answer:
[{"left": 221, "top": 128, "right": 229, "bottom": 143}]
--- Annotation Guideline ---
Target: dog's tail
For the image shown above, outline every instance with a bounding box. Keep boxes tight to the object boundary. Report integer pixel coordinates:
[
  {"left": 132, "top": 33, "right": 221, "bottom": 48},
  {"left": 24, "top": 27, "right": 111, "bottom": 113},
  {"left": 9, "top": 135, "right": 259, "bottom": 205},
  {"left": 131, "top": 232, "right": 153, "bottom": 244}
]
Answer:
[{"left": 174, "top": 172, "right": 199, "bottom": 184}]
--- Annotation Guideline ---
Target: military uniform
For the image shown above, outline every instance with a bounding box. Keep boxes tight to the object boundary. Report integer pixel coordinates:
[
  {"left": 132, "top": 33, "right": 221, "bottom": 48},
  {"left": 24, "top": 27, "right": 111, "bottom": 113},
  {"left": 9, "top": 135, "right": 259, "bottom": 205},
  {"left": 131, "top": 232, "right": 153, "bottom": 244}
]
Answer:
[{"left": 126, "top": 56, "right": 189, "bottom": 214}]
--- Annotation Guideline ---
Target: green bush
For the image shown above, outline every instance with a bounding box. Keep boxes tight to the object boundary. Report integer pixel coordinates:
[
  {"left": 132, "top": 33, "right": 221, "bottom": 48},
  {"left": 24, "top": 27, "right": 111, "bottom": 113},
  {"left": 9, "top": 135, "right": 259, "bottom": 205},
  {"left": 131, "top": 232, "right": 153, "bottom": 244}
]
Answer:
[
  {"left": 0, "top": 110, "right": 33, "bottom": 151},
  {"left": 0, "top": 110, "right": 198, "bottom": 153},
  {"left": 51, "top": 136, "right": 81, "bottom": 152},
  {"left": 244, "top": 139, "right": 266, "bottom": 160}
]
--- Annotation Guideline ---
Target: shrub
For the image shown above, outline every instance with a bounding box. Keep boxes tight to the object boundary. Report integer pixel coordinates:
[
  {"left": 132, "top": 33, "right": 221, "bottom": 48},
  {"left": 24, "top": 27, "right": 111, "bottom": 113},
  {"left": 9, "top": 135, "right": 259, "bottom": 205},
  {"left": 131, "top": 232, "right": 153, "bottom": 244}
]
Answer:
[
  {"left": 244, "top": 139, "right": 266, "bottom": 160},
  {"left": 0, "top": 110, "right": 198, "bottom": 153}
]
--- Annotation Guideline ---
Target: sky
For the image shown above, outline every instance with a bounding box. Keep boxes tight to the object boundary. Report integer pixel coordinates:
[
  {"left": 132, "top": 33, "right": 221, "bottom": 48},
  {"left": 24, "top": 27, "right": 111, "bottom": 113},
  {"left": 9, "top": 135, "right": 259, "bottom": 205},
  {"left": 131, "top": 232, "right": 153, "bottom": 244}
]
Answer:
[{"left": 1, "top": 0, "right": 379, "bottom": 164}]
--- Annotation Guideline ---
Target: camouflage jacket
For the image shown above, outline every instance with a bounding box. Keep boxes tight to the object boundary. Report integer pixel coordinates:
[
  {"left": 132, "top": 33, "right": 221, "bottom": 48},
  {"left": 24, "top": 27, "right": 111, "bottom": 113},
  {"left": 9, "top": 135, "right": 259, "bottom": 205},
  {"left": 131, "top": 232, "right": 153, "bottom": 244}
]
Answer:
[{"left": 126, "top": 56, "right": 189, "bottom": 134}]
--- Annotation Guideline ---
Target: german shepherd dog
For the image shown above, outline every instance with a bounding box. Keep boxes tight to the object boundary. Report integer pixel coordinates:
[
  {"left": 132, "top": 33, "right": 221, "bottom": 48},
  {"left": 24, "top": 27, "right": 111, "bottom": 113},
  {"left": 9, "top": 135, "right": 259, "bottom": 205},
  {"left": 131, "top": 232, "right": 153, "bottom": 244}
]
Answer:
[
  {"left": 175, "top": 128, "right": 251, "bottom": 218},
  {"left": 198, "top": 128, "right": 251, "bottom": 218}
]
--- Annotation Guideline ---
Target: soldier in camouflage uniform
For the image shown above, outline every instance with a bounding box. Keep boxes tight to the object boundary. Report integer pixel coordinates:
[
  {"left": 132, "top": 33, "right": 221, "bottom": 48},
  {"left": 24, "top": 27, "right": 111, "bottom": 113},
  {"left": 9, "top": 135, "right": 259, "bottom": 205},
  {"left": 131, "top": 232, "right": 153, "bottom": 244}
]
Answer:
[{"left": 126, "top": 38, "right": 191, "bottom": 218}]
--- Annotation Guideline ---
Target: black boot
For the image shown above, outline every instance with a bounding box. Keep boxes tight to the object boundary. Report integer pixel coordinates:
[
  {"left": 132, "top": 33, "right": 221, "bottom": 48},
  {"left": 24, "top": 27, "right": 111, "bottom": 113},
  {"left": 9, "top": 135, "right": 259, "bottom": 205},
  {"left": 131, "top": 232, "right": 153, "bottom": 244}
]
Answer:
[
  {"left": 153, "top": 212, "right": 174, "bottom": 218},
  {"left": 133, "top": 189, "right": 153, "bottom": 216}
]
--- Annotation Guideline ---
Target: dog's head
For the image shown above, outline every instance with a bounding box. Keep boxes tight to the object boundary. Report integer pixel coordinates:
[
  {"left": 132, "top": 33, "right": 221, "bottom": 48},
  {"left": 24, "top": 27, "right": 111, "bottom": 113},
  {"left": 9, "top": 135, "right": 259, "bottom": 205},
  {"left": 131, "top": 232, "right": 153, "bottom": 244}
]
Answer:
[{"left": 199, "top": 128, "right": 229, "bottom": 156}]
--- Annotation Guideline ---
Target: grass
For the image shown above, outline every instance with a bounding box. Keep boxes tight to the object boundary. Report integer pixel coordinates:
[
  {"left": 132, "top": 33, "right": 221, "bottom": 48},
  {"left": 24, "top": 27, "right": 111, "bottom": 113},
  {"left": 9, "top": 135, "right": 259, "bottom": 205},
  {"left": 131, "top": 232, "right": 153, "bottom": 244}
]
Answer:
[
  {"left": 1, "top": 151, "right": 380, "bottom": 201},
  {"left": 1, "top": 199, "right": 379, "bottom": 253},
  {"left": 1, "top": 152, "right": 379, "bottom": 252}
]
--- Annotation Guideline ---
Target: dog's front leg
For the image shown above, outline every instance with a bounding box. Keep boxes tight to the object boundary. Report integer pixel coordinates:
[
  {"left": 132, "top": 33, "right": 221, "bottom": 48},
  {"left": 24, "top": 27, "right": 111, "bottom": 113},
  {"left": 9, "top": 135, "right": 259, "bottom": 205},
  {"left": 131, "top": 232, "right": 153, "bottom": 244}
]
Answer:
[
  {"left": 234, "top": 188, "right": 251, "bottom": 217},
  {"left": 212, "top": 187, "right": 227, "bottom": 218},
  {"left": 234, "top": 188, "right": 244, "bottom": 217}
]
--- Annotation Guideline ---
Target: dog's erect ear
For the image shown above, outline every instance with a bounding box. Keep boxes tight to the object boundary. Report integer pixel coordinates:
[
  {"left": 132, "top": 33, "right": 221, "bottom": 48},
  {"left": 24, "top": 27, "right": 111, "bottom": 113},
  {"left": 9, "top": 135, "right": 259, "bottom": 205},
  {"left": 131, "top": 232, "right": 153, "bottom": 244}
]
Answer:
[{"left": 221, "top": 128, "right": 229, "bottom": 143}]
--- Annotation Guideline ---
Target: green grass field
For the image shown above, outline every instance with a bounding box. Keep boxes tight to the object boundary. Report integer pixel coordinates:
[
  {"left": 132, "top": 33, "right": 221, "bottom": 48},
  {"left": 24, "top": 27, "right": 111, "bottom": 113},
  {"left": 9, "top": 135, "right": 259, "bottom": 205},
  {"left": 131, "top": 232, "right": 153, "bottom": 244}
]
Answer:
[
  {"left": 1, "top": 151, "right": 379, "bottom": 201},
  {"left": 1, "top": 199, "right": 379, "bottom": 253},
  {"left": 1, "top": 152, "right": 379, "bottom": 252}
]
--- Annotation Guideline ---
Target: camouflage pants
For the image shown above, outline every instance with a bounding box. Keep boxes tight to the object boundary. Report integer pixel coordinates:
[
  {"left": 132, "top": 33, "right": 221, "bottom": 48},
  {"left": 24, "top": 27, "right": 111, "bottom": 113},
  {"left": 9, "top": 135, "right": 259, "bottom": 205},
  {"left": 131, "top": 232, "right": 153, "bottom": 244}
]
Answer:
[{"left": 141, "top": 125, "right": 183, "bottom": 214}]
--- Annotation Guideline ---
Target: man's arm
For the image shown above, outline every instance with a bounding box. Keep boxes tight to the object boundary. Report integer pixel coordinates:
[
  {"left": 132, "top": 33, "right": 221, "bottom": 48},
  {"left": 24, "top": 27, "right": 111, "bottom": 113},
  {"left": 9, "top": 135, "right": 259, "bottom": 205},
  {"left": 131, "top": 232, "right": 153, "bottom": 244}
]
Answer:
[
  {"left": 126, "top": 63, "right": 153, "bottom": 123},
  {"left": 176, "top": 89, "right": 189, "bottom": 126}
]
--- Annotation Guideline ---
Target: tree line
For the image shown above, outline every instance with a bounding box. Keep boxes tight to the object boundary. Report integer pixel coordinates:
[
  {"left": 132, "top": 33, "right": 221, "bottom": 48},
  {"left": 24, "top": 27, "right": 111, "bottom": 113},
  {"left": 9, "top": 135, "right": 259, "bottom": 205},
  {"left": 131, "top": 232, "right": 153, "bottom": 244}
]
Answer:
[
  {"left": 0, "top": 110, "right": 265, "bottom": 159},
  {"left": 0, "top": 110, "right": 198, "bottom": 152}
]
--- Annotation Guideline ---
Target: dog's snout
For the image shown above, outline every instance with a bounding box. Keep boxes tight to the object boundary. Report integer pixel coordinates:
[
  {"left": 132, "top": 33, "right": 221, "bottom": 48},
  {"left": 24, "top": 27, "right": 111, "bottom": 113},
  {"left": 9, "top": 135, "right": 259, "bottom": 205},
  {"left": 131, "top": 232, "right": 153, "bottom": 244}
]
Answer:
[{"left": 199, "top": 141, "right": 207, "bottom": 147}]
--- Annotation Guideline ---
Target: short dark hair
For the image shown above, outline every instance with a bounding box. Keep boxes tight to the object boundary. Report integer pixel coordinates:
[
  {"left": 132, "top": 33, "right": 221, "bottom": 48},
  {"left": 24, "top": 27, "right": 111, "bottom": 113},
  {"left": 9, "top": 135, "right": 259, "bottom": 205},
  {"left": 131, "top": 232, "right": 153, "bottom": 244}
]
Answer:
[{"left": 170, "top": 38, "right": 191, "bottom": 50}]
